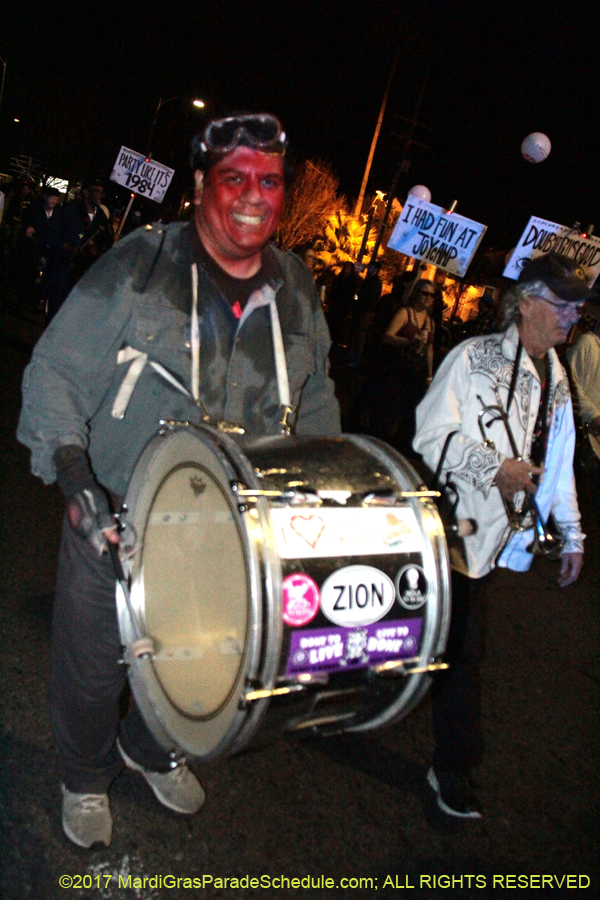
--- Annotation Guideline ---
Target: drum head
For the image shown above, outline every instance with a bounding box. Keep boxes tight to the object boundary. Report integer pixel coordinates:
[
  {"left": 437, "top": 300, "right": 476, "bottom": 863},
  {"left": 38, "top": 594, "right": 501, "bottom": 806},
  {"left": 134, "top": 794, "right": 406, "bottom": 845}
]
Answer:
[
  {"left": 119, "top": 427, "right": 261, "bottom": 759},
  {"left": 143, "top": 461, "right": 247, "bottom": 717}
]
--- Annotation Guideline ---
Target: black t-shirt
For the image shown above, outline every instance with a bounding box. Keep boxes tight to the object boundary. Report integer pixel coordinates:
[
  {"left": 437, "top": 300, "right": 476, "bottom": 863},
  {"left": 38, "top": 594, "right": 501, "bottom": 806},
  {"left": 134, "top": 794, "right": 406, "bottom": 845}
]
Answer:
[{"left": 191, "top": 225, "right": 277, "bottom": 317}]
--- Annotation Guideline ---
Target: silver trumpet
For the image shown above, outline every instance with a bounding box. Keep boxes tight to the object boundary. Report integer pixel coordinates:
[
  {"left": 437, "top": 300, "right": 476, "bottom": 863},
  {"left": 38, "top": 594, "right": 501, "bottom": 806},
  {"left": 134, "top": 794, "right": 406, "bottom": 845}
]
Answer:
[{"left": 477, "top": 382, "right": 564, "bottom": 560}]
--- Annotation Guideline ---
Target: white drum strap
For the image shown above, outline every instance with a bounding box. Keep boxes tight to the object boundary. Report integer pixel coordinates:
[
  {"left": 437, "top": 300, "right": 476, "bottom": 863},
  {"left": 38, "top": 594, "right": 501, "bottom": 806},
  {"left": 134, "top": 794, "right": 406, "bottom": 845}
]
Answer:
[
  {"left": 268, "top": 296, "right": 291, "bottom": 408},
  {"left": 236, "top": 284, "right": 291, "bottom": 409},
  {"left": 111, "top": 276, "right": 291, "bottom": 418},
  {"left": 112, "top": 348, "right": 149, "bottom": 419},
  {"left": 190, "top": 263, "right": 200, "bottom": 404},
  {"left": 112, "top": 347, "right": 193, "bottom": 419}
]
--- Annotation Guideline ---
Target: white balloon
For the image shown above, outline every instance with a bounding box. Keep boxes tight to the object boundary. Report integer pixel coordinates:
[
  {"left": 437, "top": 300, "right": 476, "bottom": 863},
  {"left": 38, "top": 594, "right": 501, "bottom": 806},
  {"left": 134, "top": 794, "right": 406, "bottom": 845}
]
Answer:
[
  {"left": 407, "top": 184, "right": 431, "bottom": 202},
  {"left": 521, "top": 132, "right": 551, "bottom": 163}
]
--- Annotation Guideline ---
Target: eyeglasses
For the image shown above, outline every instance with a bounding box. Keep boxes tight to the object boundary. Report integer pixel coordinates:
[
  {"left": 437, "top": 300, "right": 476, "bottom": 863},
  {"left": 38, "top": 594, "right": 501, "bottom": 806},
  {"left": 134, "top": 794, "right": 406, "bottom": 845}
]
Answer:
[
  {"left": 534, "top": 294, "right": 585, "bottom": 316},
  {"left": 201, "top": 114, "right": 287, "bottom": 155},
  {"left": 419, "top": 289, "right": 435, "bottom": 297}
]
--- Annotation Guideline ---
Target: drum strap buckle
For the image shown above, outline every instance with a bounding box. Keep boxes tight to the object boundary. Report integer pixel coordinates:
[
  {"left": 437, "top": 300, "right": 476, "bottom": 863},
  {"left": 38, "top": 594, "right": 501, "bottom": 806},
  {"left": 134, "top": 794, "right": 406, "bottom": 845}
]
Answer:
[{"left": 279, "top": 404, "right": 297, "bottom": 436}]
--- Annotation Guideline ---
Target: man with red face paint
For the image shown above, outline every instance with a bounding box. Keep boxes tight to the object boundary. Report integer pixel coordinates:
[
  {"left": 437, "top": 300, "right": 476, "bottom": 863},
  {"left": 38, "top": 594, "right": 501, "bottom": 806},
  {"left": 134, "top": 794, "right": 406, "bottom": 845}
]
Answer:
[{"left": 18, "top": 113, "right": 340, "bottom": 849}]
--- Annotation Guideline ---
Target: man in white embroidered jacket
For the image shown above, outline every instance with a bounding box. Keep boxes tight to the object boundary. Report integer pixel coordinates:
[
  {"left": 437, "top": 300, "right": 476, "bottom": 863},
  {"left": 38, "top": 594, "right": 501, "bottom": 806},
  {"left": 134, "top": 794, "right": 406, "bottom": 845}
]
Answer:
[
  {"left": 17, "top": 113, "right": 340, "bottom": 849},
  {"left": 413, "top": 253, "right": 594, "bottom": 820}
]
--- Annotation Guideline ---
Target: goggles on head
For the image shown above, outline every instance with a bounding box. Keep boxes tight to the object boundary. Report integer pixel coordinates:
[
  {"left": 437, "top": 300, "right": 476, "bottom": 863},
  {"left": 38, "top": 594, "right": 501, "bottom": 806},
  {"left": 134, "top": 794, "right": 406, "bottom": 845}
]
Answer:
[{"left": 201, "top": 113, "right": 287, "bottom": 155}]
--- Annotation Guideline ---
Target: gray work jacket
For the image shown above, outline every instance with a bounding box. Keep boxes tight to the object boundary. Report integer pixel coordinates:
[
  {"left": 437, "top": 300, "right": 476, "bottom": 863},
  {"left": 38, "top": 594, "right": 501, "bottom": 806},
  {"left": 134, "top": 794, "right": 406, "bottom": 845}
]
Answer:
[{"left": 17, "top": 222, "right": 340, "bottom": 497}]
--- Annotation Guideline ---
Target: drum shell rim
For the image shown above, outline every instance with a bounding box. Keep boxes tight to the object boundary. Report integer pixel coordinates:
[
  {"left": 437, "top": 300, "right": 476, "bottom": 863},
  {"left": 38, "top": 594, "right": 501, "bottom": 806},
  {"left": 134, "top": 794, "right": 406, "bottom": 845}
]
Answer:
[{"left": 117, "top": 424, "right": 280, "bottom": 760}]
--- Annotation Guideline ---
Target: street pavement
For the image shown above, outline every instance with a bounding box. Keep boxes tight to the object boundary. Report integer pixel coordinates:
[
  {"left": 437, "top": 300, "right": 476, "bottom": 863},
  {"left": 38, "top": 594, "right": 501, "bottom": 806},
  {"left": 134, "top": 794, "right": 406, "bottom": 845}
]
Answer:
[{"left": 0, "top": 305, "right": 598, "bottom": 900}]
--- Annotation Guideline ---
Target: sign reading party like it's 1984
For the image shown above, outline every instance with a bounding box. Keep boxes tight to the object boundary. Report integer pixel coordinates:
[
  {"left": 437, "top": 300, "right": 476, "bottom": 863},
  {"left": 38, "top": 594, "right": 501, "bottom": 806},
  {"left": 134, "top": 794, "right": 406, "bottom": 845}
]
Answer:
[
  {"left": 388, "top": 197, "right": 487, "bottom": 277},
  {"left": 110, "top": 146, "right": 175, "bottom": 203}
]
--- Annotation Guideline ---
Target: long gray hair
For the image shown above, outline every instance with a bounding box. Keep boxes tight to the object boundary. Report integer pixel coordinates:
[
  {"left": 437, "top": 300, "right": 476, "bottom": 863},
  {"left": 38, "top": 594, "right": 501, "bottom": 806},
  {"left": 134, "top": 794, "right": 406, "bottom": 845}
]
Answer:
[{"left": 497, "top": 279, "right": 548, "bottom": 330}]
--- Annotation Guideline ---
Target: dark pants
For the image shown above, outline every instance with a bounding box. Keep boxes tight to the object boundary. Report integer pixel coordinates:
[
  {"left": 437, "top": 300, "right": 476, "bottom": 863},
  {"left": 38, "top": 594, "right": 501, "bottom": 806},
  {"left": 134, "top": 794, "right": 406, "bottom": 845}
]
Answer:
[
  {"left": 431, "top": 569, "right": 490, "bottom": 776},
  {"left": 43, "top": 259, "right": 73, "bottom": 323},
  {"left": 50, "top": 515, "right": 174, "bottom": 793}
]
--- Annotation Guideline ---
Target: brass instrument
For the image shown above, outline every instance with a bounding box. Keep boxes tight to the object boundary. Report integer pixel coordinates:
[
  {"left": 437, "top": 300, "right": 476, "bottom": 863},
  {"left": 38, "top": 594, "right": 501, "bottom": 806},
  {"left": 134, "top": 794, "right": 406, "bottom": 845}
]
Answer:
[{"left": 477, "top": 381, "right": 563, "bottom": 560}]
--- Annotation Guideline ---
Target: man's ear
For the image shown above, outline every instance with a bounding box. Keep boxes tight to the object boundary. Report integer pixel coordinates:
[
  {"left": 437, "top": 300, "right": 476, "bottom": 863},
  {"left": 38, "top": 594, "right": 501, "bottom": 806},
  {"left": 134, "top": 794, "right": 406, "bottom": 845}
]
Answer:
[
  {"left": 518, "top": 295, "right": 533, "bottom": 322},
  {"left": 193, "top": 170, "right": 204, "bottom": 206}
]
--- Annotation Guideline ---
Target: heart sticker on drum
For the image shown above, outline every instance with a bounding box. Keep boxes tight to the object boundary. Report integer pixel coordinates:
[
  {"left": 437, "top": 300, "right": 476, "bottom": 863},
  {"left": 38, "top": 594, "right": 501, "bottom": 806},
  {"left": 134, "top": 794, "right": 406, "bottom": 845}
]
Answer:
[
  {"left": 290, "top": 514, "right": 326, "bottom": 550},
  {"left": 282, "top": 573, "right": 321, "bottom": 627}
]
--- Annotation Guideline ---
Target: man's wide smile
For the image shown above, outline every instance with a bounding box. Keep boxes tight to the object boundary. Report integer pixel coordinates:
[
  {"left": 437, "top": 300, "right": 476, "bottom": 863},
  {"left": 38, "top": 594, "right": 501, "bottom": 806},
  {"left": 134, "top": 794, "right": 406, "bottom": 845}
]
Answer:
[{"left": 231, "top": 211, "right": 267, "bottom": 227}]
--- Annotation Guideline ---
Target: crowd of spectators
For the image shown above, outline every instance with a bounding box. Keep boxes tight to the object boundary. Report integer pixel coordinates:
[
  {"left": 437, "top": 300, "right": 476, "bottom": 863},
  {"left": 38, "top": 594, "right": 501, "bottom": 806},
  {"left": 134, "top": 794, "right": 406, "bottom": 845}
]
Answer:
[{"left": 0, "top": 177, "right": 167, "bottom": 321}]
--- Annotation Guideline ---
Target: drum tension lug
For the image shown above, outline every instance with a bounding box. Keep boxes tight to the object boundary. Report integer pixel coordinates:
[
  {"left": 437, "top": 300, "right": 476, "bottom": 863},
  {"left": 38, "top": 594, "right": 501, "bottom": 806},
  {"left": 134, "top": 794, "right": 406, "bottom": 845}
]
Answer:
[
  {"left": 372, "top": 657, "right": 449, "bottom": 675},
  {"left": 168, "top": 750, "right": 188, "bottom": 769},
  {"left": 241, "top": 682, "right": 306, "bottom": 706}
]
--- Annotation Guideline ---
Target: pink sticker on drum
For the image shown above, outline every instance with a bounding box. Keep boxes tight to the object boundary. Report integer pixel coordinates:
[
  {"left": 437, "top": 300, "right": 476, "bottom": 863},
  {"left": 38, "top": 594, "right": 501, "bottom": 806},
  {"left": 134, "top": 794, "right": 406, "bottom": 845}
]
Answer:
[{"left": 282, "top": 573, "right": 321, "bottom": 627}]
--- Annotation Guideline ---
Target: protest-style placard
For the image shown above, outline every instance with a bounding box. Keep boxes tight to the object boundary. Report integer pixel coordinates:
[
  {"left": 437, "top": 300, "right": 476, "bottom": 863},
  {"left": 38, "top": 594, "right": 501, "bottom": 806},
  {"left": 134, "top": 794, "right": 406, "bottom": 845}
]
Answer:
[
  {"left": 110, "top": 147, "right": 175, "bottom": 203},
  {"left": 503, "top": 216, "right": 600, "bottom": 285},
  {"left": 387, "top": 197, "right": 487, "bottom": 277}
]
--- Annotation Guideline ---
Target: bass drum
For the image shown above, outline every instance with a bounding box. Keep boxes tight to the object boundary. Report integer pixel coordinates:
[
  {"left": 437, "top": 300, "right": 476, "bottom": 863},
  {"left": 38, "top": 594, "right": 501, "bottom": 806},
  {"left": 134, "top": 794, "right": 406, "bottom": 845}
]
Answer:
[{"left": 117, "top": 425, "right": 450, "bottom": 762}]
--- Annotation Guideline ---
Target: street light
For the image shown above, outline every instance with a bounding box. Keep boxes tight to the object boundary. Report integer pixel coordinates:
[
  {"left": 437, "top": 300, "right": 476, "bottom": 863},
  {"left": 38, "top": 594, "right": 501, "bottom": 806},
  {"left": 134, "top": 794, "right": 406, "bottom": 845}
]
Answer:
[{"left": 146, "top": 96, "right": 205, "bottom": 156}]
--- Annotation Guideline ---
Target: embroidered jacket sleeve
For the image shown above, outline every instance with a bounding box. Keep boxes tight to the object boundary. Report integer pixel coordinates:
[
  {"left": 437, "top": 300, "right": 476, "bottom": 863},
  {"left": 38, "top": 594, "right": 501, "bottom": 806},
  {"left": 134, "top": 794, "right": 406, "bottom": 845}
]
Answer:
[
  {"left": 413, "top": 340, "right": 505, "bottom": 497},
  {"left": 547, "top": 383, "right": 584, "bottom": 555}
]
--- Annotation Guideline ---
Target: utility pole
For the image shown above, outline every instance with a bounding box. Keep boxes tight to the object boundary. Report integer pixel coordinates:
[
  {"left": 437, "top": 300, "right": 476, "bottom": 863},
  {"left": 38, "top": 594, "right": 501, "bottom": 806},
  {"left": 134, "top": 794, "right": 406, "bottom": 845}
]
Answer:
[
  {"left": 368, "top": 68, "right": 431, "bottom": 265},
  {"left": 353, "top": 53, "right": 398, "bottom": 218}
]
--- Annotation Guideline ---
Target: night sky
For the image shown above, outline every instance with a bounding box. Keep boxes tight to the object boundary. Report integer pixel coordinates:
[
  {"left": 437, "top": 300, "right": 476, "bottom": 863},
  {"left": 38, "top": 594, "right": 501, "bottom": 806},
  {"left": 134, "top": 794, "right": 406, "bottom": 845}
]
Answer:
[{"left": 1, "top": 0, "right": 597, "bottom": 249}]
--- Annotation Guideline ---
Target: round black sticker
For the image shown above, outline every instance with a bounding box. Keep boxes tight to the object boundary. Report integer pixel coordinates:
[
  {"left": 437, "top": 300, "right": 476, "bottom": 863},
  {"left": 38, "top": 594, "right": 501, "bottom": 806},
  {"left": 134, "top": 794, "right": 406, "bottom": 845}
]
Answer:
[{"left": 395, "top": 565, "right": 429, "bottom": 610}]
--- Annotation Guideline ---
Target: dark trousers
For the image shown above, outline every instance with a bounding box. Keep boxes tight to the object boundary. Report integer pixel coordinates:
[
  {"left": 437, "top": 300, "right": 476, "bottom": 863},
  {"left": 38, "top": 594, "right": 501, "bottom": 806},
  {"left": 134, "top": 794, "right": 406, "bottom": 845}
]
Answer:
[
  {"left": 50, "top": 515, "right": 174, "bottom": 793},
  {"left": 431, "top": 569, "right": 489, "bottom": 776}
]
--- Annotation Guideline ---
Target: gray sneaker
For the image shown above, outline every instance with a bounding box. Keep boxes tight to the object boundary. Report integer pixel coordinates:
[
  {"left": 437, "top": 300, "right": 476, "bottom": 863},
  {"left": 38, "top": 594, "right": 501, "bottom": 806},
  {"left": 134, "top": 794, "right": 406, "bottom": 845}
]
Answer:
[
  {"left": 61, "top": 784, "right": 113, "bottom": 848},
  {"left": 117, "top": 740, "right": 205, "bottom": 814},
  {"left": 427, "top": 767, "right": 482, "bottom": 819}
]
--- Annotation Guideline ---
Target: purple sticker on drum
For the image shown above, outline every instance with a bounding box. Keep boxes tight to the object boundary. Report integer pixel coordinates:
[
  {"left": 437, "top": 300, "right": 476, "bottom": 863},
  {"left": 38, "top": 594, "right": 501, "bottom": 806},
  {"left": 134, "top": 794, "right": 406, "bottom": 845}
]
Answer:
[
  {"left": 285, "top": 618, "right": 422, "bottom": 675},
  {"left": 282, "top": 573, "right": 321, "bottom": 627}
]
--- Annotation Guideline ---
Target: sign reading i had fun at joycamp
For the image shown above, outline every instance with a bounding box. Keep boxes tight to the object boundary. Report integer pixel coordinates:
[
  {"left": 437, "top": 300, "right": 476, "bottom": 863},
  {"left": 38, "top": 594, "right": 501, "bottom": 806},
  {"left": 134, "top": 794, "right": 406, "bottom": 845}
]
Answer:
[
  {"left": 110, "top": 147, "right": 175, "bottom": 203},
  {"left": 503, "top": 216, "right": 600, "bottom": 285},
  {"left": 388, "top": 197, "right": 487, "bottom": 277}
]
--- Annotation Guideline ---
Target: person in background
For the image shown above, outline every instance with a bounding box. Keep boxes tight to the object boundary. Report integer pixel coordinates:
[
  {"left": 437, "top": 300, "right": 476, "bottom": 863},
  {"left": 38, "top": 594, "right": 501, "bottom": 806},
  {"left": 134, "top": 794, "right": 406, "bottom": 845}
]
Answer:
[
  {"left": 566, "top": 317, "right": 600, "bottom": 469},
  {"left": 21, "top": 187, "right": 62, "bottom": 306},
  {"left": 326, "top": 260, "right": 358, "bottom": 348},
  {"left": 349, "top": 261, "right": 383, "bottom": 365},
  {"left": 413, "top": 253, "right": 592, "bottom": 819},
  {"left": 375, "top": 278, "right": 435, "bottom": 452},
  {"left": 469, "top": 290, "right": 497, "bottom": 336},
  {"left": 44, "top": 180, "right": 113, "bottom": 322}
]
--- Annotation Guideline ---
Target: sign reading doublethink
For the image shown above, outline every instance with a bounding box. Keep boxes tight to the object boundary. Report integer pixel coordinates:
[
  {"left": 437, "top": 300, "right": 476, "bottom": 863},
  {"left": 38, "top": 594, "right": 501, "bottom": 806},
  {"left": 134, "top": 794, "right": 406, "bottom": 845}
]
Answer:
[
  {"left": 388, "top": 197, "right": 487, "bottom": 277},
  {"left": 110, "top": 146, "right": 175, "bottom": 203},
  {"left": 503, "top": 215, "right": 600, "bottom": 285}
]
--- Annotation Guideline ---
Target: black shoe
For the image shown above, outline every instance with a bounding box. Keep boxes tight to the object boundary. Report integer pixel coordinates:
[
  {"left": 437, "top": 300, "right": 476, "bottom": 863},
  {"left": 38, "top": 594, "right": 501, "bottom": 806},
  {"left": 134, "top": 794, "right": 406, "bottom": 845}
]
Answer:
[{"left": 427, "top": 767, "right": 482, "bottom": 819}]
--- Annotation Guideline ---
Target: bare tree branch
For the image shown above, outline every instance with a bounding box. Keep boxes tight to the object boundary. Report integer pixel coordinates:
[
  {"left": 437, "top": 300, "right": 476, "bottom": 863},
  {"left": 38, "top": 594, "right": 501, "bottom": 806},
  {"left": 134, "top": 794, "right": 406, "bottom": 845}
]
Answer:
[{"left": 276, "top": 159, "right": 343, "bottom": 251}]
